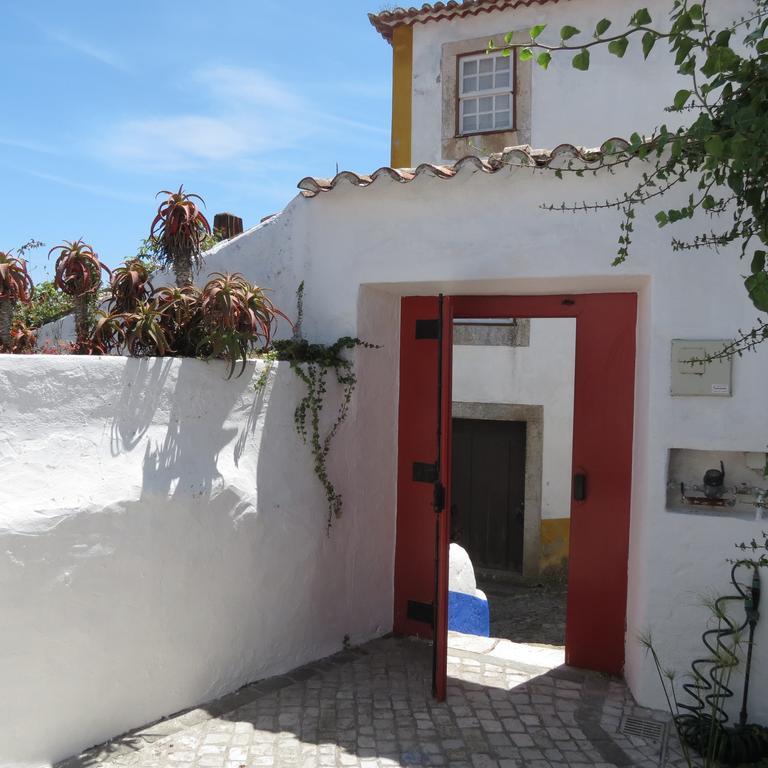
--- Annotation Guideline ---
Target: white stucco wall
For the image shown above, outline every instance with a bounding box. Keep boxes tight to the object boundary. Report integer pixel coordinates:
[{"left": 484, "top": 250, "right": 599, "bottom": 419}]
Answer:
[
  {"left": 452, "top": 318, "right": 576, "bottom": 520},
  {"left": 0, "top": 354, "right": 392, "bottom": 766},
  {"left": 409, "top": 0, "right": 753, "bottom": 164},
  {"left": 193, "top": 153, "right": 768, "bottom": 726}
]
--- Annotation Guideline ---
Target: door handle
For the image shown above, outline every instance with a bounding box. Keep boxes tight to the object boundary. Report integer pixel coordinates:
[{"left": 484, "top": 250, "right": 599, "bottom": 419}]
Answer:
[{"left": 573, "top": 472, "right": 587, "bottom": 502}]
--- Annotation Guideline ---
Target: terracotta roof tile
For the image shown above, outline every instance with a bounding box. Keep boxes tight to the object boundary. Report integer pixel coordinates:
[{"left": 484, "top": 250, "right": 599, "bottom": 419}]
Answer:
[
  {"left": 369, "top": 0, "right": 566, "bottom": 41},
  {"left": 297, "top": 140, "right": 631, "bottom": 197}
]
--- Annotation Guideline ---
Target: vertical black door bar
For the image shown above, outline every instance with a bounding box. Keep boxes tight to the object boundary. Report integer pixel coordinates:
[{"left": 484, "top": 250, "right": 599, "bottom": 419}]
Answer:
[{"left": 432, "top": 294, "right": 445, "bottom": 696}]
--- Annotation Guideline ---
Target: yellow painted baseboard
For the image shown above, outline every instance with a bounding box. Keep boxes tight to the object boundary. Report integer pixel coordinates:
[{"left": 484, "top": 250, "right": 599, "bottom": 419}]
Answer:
[{"left": 540, "top": 518, "right": 570, "bottom": 571}]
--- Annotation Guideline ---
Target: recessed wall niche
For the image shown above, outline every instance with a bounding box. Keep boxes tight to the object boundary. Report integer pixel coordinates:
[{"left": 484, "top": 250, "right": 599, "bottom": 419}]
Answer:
[{"left": 667, "top": 448, "right": 768, "bottom": 519}]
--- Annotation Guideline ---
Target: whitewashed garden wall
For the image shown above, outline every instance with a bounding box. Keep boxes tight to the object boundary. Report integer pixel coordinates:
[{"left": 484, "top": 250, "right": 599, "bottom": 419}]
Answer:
[{"left": 0, "top": 354, "right": 393, "bottom": 765}]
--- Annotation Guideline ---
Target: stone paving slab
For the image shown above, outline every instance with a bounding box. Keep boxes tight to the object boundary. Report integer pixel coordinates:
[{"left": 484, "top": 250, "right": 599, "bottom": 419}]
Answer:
[{"left": 57, "top": 636, "right": 683, "bottom": 768}]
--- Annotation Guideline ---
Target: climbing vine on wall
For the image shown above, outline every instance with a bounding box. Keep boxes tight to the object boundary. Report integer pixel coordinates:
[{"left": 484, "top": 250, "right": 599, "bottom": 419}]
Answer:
[{"left": 257, "top": 284, "right": 378, "bottom": 532}]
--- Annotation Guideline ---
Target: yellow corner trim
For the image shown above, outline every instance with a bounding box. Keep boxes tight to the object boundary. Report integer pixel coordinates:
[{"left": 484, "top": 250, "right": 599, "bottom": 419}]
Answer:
[
  {"left": 391, "top": 25, "right": 413, "bottom": 168},
  {"left": 540, "top": 518, "right": 570, "bottom": 571}
]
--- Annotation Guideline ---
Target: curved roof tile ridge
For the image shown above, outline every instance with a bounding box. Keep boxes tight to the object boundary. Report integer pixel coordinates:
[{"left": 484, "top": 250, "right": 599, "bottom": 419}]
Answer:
[
  {"left": 297, "top": 138, "right": 634, "bottom": 197},
  {"left": 369, "top": 0, "right": 565, "bottom": 41}
]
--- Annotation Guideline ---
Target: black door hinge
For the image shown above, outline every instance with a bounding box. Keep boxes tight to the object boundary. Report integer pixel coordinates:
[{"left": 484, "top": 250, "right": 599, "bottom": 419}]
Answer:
[
  {"left": 407, "top": 600, "right": 434, "bottom": 625},
  {"left": 415, "top": 319, "right": 440, "bottom": 340},
  {"left": 413, "top": 462, "right": 438, "bottom": 483}
]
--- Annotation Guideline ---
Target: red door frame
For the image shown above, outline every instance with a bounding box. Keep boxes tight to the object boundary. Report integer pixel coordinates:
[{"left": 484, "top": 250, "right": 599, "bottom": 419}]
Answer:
[{"left": 395, "top": 293, "right": 637, "bottom": 695}]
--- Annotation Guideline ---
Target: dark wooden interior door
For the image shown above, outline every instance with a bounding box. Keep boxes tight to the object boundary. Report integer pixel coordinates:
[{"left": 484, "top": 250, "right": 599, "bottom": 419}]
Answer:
[{"left": 451, "top": 419, "right": 526, "bottom": 572}]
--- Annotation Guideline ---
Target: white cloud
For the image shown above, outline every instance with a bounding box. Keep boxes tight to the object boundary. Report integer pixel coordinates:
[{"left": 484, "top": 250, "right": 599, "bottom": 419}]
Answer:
[
  {"left": 25, "top": 170, "right": 144, "bottom": 204},
  {"left": 48, "top": 29, "right": 127, "bottom": 71},
  {"left": 104, "top": 116, "right": 256, "bottom": 166},
  {"left": 96, "top": 66, "right": 386, "bottom": 172},
  {"left": 196, "top": 66, "right": 301, "bottom": 110},
  {"left": 0, "top": 137, "right": 58, "bottom": 154}
]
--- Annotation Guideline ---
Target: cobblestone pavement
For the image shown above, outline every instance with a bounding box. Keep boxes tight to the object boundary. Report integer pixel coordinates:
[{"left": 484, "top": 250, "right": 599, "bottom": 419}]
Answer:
[
  {"left": 59, "top": 636, "right": 679, "bottom": 768},
  {"left": 477, "top": 574, "right": 567, "bottom": 647}
]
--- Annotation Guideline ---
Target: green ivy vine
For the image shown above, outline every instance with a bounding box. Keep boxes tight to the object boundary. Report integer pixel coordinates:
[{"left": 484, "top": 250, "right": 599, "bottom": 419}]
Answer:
[{"left": 255, "top": 284, "right": 378, "bottom": 532}]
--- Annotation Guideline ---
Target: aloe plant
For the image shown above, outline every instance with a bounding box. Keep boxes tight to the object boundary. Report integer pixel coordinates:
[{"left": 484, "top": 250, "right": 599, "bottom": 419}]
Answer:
[
  {"left": 198, "top": 273, "right": 287, "bottom": 377},
  {"left": 108, "top": 258, "right": 153, "bottom": 314},
  {"left": 0, "top": 250, "right": 34, "bottom": 351},
  {"left": 124, "top": 301, "right": 172, "bottom": 357},
  {"left": 150, "top": 186, "right": 211, "bottom": 287},
  {"left": 153, "top": 284, "right": 202, "bottom": 355},
  {"left": 49, "top": 240, "right": 110, "bottom": 349},
  {"left": 8, "top": 321, "right": 36, "bottom": 353}
]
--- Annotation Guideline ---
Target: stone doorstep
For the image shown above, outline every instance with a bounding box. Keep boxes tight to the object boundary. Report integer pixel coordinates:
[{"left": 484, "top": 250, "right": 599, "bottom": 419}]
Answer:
[
  {"left": 447, "top": 631, "right": 565, "bottom": 672},
  {"left": 54, "top": 645, "right": 371, "bottom": 768}
]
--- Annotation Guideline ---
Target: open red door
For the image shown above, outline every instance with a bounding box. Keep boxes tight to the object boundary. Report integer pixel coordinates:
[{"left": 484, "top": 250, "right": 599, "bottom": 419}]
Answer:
[{"left": 394, "top": 295, "right": 453, "bottom": 700}]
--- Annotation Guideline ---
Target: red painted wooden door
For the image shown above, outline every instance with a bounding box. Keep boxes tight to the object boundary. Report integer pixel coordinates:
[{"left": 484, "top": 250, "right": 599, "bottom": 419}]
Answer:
[
  {"left": 394, "top": 296, "right": 453, "bottom": 700},
  {"left": 395, "top": 293, "right": 637, "bottom": 693}
]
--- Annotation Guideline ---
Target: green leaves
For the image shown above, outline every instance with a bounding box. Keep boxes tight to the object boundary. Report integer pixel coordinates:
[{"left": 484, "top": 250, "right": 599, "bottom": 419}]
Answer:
[
  {"left": 705, "top": 134, "right": 724, "bottom": 159},
  {"left": 508, "top": 0, "right": 768, "bottom": 354},
  {"left": 594, "top": 18, "right": 612, "bottom": 37},
  {"left": 572, "top": 48, "right": 590, "bottom": 71},
  {"left": 745, "top": 271, "right": 768, "bottom": 312},
  {"left": 608, "top": 37, "right": 629, "bottom": 57},
  {"left": 560, "top": 25, "right": 580, "bottom": 41},
  {"left": 673, "top": 89, "right": 692, "bottom": 110},
  {"left": 530, "top": 24, "right": 546, "bottom": 40},
  {"left": 630, "top": 8, "right": 652, "bottom": 27},
  {"left": 642, "top": 31, "right": 657, "bottom": 58}
]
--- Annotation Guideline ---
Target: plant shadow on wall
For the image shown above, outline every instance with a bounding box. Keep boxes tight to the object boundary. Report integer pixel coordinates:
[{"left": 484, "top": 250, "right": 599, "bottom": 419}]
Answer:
[
  {"left": 642, "top": 532, "right": 768, "bottom": 768},
  {"left": 110, "top": 358, "right": 174, "bottom": 454},
  {"left": 138, "top": 359, "right": 255, "bottom": 500}
]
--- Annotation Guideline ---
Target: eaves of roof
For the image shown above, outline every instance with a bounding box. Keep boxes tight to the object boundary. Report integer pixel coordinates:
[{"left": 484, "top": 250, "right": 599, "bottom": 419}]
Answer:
[
  {"left": 369, "top": 0, "right": 565, "bottom": 42},
  {"left": 297, "top": 140, "right": 631, "bottom": 198}
]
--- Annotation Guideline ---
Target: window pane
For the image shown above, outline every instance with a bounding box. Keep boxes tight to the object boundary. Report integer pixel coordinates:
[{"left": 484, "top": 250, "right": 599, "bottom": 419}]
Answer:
[
  {"left": 495, "top": 111, "right": 511, "bottom": 129},
  {"left": 462, "top": 59, "right": 477, "bottom": 76},
  {"left": 495, "top": 56, "right": 511, "bottom": 71},
  {"left": 479, "top": 96, "right": 493, "bottom": 112},
  {"left": 462, "top": 98, "right": 478, "bottom": 115},
  {"left": 462, "top": 76, "right": 477, "bottom": 94},
  {"left": 478, "top": 74, "right": 493, "bottom": 90},
  {"left": 479, "top": 58, "right": 493, "bottom": 74},
  {"left": 479, "top": 113, "right": 493, "bottom": 131},
  {"left": 494, "top": 71, "right": 510, "bottom": 89},
  {"left": 462, "top": 115, "right": 478, "bottom": 133},
  {"left": 495, "top": 94, "right": 510, "bottom": 111}
]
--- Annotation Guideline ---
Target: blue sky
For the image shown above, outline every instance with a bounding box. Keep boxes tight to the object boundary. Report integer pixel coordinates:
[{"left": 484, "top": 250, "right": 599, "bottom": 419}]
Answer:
[{"left": 0, "top": 1, "right": 392, "bottom": 280}]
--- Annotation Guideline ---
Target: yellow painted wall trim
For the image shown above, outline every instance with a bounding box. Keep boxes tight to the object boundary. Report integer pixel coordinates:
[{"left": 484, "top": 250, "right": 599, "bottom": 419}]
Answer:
[
  {"left": 540, "top": 518, "right": 570, "bottom": 572},
  {"left": 390, "top": 25, "right": 413, "bottom": 168}
]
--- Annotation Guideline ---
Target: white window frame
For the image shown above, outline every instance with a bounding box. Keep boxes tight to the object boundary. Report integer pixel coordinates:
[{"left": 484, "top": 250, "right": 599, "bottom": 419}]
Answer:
[{"left": 457, "top": 51, "right": 515, "bottom": 136}]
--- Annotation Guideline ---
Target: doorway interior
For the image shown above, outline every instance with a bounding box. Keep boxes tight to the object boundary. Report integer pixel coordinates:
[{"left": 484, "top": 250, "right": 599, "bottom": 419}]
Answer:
[{"left": 450, "top": 316, "right": 577, "bottom": 648}]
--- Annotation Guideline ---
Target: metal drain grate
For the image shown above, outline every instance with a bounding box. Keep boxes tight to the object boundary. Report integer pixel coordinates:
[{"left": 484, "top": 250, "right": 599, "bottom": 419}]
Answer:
[
  {"left": 620, "top": 715, "right": 672, "bottom": 768},
  {"left": 620, "top": 715, "right": 666, "bottom": 742}
]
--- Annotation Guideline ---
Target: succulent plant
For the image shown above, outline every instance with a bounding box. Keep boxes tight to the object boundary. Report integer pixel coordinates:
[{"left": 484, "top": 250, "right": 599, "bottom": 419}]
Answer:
[
  {"left": 0, "top": 250, "right": 34, "bottom": 351},
  {"left": 49, "top": 240, "right": 110, "bottom": 347},
  {"left": 150, "top": 186, "right": 211, "bottom": 287}
]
